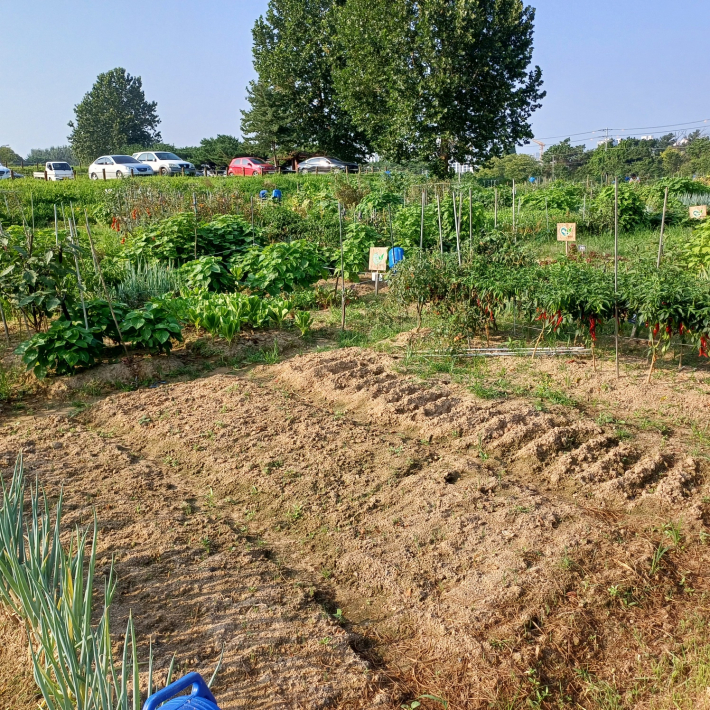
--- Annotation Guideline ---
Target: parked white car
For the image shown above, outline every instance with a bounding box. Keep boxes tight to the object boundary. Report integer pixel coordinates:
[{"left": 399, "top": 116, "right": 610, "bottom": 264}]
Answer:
[
  {"left": 88, "top": 155, "right": 154, "bottom": 179},
  {"left": 132, "top": 151, "right": 195, "bottom": 176},
  {"left": 0, "top": 163, "right": 11, "bottom": 179},
  {"left": 33, "top": 162, "right": 75, "bottom": 181}
]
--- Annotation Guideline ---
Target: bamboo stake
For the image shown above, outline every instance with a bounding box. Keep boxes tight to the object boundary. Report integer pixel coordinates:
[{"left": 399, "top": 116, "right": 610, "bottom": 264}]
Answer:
[
  {"left": 0, "top": 300, "right": 9, "bottom": 344},
  {"left": 54, "top": 205, "right": 59, "bottom": 246},
  {"left": 67, "top": 204, "right": 88, "bottom": 329},
  {"left": 84, "top": 210, "right": 128, "bottom": 356},
  {"left": 646, "top": 333, "right": 657, "bottom": 384},
  {"left": 338, "top": 202, "right": 346, "bottom": 330},
  {"left": 531, "top": 322, "right": 546, "bottom": 359},
  {"left": 388, "top": 204, "right": 394, "bottom": 250},
  {"left": 614, "top": 178, "right": 619, "bottom": 379},
  {"left": 192, "top": 193, "right": 198, "bottom": 258},
  {"left": 419, "top": 190, "right": 425, "bottom": 249},
  {"left": 452, "top": 192, "right": 461, "bottom": 265},
  {"left": 512, "top": 180, "right": 516, "bottom": 240},
  {"left": 494, "top": 187, "right": 498, "bottom": 229},
  {"left": 437, "top": 194, "right": 443, "bottom": 253},
  {"left": 468, "top": 186, "right": 472, "bottom": 253},
  {"left": 656, "top": 186, "right": 669, "bottom": 269}
]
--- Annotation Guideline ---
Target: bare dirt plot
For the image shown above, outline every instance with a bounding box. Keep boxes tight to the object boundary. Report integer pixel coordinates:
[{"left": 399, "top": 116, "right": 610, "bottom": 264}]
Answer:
[{"left": 1, "top": 347, "right": 709, "bottom": 708}]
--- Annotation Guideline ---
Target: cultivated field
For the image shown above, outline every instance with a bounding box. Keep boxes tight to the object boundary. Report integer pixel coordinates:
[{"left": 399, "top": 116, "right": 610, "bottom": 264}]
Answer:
[{"left": 1, "top": 173, "right": 709, "bottom": 708}]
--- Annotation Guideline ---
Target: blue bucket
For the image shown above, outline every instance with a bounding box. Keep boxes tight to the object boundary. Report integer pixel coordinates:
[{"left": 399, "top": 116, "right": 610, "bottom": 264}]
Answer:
[
  {"left": 388, "top": 247, "right": 405, "bottom": 269},
  {"left": 143, "top": 673, "right": 220, "bottom": 710}
]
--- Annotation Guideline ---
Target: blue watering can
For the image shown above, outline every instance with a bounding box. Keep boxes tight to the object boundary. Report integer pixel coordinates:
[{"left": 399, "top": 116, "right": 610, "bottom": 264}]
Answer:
[
  {"left": 272, "top": 189, "right": 282, "bottom": 202},
  {"left": 388, "top": 246, "right": 405, "bottom": 269},
  {"left": 259, "top": 189, "right": 268, "bottom": 201},
  {"left": 143, "top": 673, "right": 220, "bottom": 710}
]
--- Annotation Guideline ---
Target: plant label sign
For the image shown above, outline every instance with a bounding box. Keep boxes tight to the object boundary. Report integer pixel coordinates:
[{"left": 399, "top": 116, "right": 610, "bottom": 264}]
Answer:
[
  {"left": 557, "top": 223, "right": 577, "bottom": 242},
  {"left": 689, "top": 205, "right": 707, "bottom": 220},
  {"left": 369, "top": 247, "right": 388, "bottom": 272}
]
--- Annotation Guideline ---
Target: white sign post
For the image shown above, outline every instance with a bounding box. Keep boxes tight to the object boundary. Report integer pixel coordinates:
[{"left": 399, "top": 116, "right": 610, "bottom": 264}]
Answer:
[{"left": 689, "top": 205, "right": 707, "bottom": 220}]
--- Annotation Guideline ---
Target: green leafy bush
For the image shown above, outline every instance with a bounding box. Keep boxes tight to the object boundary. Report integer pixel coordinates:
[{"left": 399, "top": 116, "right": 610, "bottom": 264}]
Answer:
[
  {"left": 127, "top": 213, "right": 256, "bottom": 262},
  {"left": 336, "top": 222, "right": 381, "bottom": 282},
  {"left": 120, "top": 302, "right": 182, "bottom": 354},
  {"left": 522, "top": 182, "right": 583, "bottom": 211},
  {"left": 232, "top": 240, "right": 328, "bottom": 295},
  {"left": 126, "top": 212, "right": 196, "bottom": 261},
  {"left": 180, "top": 256, "right": 234, "bottom": 291},
  {"left": 591, "top": 185, "right": 648, "bottom": 232},
  {"left": 15, "top": 320, "right": 104, "bottom": 378}
]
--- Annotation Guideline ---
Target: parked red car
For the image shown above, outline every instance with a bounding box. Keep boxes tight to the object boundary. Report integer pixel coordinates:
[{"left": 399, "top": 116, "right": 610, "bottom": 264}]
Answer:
[{"left": 227, "top": 157, "right": 276, "bottom": 176}]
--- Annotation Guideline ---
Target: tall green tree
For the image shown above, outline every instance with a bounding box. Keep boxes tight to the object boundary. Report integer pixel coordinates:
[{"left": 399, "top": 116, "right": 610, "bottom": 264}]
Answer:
[
  {"left": 191, "top": 135, "right": 245, "bottom": 167},
  {"left": 249, "top": 0, "right": 369, "bottom": 161},
  {"left": 241, "top": 80, "right": 295, "bottom": 166},
  {"left": 0, "top": 146, "right": 23, "bottom": 166},
  {"left": 541, "top": 138, "right": 587, "bottom": 180},
  {"left": 333, "top": 0, "right": 545, "bottom": 176},
  {"left": 25, "top": 145, "right": 77, "bottom": 166},
  {"left": 68, "top": 68, "right": 161, "bottom": 163}
]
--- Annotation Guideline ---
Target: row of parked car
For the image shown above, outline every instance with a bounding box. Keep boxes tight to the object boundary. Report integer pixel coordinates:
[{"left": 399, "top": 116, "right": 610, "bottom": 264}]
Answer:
[{"left": 0, "top": 153, "right": 360, "bottom": 181}]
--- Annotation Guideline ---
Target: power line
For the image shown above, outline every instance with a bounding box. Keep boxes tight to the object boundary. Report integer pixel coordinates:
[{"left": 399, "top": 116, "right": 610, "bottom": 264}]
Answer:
[{"left": 533, "top": 118, "right": 710, "bottom": 142}]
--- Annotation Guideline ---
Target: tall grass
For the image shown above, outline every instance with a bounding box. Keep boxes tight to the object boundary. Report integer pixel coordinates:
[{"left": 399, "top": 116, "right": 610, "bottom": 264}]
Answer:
[
  {"left": 0, "top": 454, "right": 173, "bottom": 709},
  {"left": 110, "top": 262, "right": 182, "bottom": 308}
]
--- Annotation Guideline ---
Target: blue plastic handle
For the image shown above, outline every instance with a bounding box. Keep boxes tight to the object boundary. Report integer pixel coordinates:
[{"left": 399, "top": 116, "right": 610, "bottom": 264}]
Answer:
[{"left": 143, "top": 672, "right": 218, "bottom": 710}]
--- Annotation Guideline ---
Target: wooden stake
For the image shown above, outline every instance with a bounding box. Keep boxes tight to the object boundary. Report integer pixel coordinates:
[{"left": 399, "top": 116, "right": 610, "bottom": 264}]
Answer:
[
  {"left": 512, "top": 180, "right": 516, "bottom": 239},
  {"left": 494, "top": 188, "right": 498, "bottom": 229}
]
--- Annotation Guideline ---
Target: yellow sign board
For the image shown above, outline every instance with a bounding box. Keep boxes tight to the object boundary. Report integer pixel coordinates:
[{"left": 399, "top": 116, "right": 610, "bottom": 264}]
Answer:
[
  {"left": 689, "top": 205, "right": 707, "bottom": 220},
  {"left": 369, "top": 247, "right": 388, "bottom": 272},
  {"left": 557, "top": 223, "right": 577, "bottom": 242}
]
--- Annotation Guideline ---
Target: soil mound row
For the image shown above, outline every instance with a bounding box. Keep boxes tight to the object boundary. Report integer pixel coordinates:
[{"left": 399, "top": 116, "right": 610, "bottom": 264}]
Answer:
[{"left": 274, "top": 349, "right": 702, "bottom": 511}]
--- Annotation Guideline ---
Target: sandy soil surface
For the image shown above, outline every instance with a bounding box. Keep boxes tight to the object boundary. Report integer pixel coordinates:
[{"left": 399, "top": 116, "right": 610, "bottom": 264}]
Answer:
[{"left": 1, "top": 346, "right": 709, "bottom": 708}]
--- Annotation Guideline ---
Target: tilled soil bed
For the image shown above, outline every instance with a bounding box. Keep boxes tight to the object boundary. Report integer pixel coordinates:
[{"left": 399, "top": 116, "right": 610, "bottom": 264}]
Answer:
[{"left": 1, "top": 347, "right": 709, "bottom": 708}]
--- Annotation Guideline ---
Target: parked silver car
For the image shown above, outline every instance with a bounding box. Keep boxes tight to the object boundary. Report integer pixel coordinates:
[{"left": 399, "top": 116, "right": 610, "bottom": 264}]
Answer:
[
  {"left": 132, "top": 151, "right": 195, "bottom": 176},
  {"left": 88, "top": 155, "right": 154, "bottom": 179}
]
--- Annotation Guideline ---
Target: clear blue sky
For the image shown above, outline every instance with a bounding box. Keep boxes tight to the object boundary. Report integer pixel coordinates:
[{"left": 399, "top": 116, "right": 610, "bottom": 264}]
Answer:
[{"left": 1, "top": 0, "right": 708, "bottom": 158}]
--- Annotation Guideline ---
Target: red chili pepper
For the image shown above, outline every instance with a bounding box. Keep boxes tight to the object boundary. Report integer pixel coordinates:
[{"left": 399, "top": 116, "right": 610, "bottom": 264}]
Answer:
[
  {"left": 653, "top": 323, "right": 660, "bottom": 337},
  {"left": 701, "top": 336, "right": 708, "bottom": 358},
  {"left": 666, "top": 325, "right": 672, "bottom": 336},
  {"left": 589, "top": 317, "right": 597, "bottom": 341}
]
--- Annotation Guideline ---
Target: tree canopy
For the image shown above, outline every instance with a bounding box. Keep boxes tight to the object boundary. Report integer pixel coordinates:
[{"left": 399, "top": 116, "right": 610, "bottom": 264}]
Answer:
[
  {"left": 68, "top": 68, "right": 161, "bottom": 163},
  {"left": 248, "top": 0, "right": 369, "bottom": 161},
  {"left": 0, "top": 147, "right": 23, "bottom": 166},
  {"left": 241, "top": 80, "right": 295, "bottom": 166},
  {"left": 332, "top": 0, "right": 545, "bottom": 176},
  {"left": 25, "top": 146, "right": 77, "bottom": 166}
]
